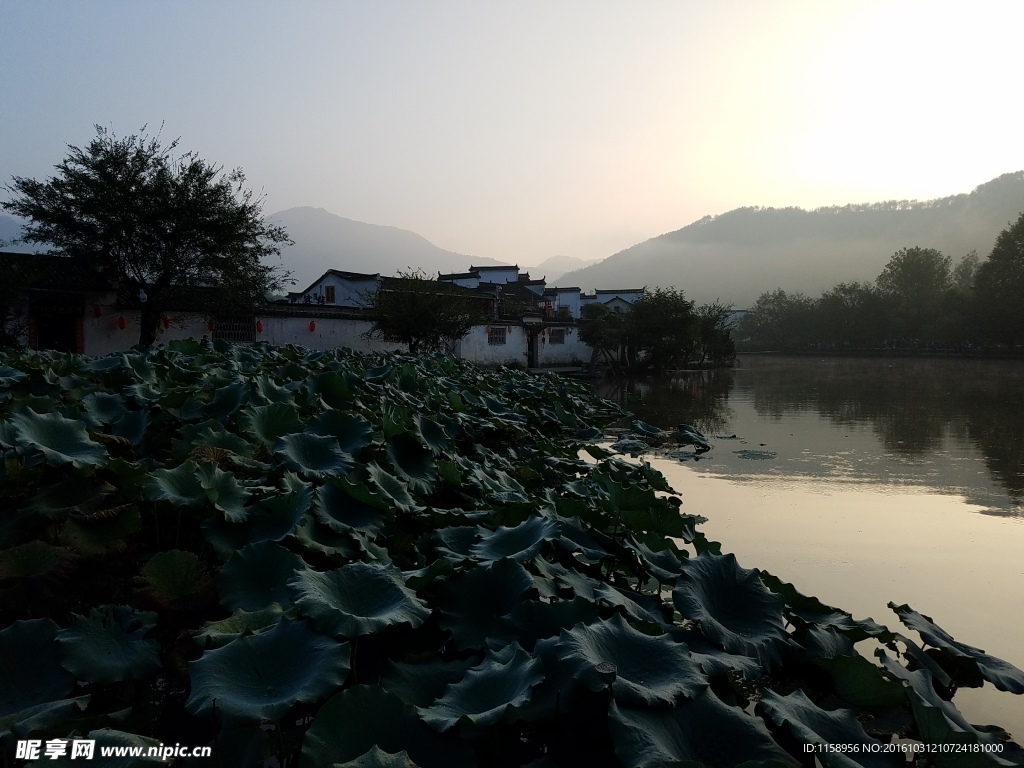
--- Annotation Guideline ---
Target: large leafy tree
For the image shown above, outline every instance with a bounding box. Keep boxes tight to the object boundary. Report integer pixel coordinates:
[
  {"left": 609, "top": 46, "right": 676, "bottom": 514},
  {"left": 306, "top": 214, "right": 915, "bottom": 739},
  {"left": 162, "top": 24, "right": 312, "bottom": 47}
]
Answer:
[
  {"left": 974, "top": 211, "right": 1024, "bottom": 346},
  {"left": 625, "top": 287, "right": 698, "bottom": 372},
  {"left": 365, "top": 269, "right": 484, "bottom": 355},
  {"left": 875, "top": 246, "right": 951, "bottom": 340},
  {"left": 2, "top": 126, "right": 292, "bottom": 347}
]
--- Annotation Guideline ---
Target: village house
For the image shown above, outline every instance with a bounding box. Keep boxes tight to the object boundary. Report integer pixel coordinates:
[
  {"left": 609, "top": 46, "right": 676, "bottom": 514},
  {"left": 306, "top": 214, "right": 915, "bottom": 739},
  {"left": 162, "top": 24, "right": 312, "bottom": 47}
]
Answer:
[{"left": 1, "top": 252, "right": 644, "bottom": 368}]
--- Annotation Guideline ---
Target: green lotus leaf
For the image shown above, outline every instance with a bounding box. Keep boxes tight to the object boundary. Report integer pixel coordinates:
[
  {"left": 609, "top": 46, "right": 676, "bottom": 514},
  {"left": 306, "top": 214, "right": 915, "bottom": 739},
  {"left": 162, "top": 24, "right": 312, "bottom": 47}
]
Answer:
[
  {"left": 276, "top": 433, "right": 355, "bottom": 478},
  {"left": 56, "top": 606, "right": 160, "bottom": 683},
  {"left": 757, "top": 689, "right": 900, "bottom": 768},
  {"left": 10, "top": 408, "right": 107, "bottom": 468},
  {"left": 111, "top": 408, "right": 149, "bottom": 445},
  {"left": 82, "top": 391, "right": 128, "bottom": 425},
  {"left": 0, "top": 619, "right": 76, "bottom": 717},
  {"left": 59, "top": 505, "right": 141, "bottom": 556},
  {"left": 385, "top": 433, "right": 436, "bottom": 495},
  {"left": 803, "top": 625, "right": 856, "bottom": 660},
  {"left": 208, "top": 380, "right": 248, "bottom": 420},
  {"left": 240, "top": 402, "right": 303, "bottom": 447},
  {"left": 502, "top": 597, "right": 601, "bottom": 650},
  {"left": 302, "top": 685, "right": 473, "bottom": 768},
  {"left": 246, "top": 477, "right": 314, "bottom": 543},
  {"left": 432, "top": 526, "right": 481, "bottom": 564},
  {"left": 194, "top": 605, "right": 286, "bottom": 648},
  {"left": 315, "top": 478, "right": 391, "bottom": 535},
  {"left": 379, "top": 657, "right": 476, "bottom": 708},
  {"left": 760, "top": 571, "right": 891, "bottom": 641},
  {"left": 121, "top": 353, "right": 156, "bottom": 383},
  {"left": 307, "top": 411, "right": 374, "bottom": 455},
  {"left": 144, "top": 461, "right": 207, "bottom": 507},
  {"left": 0, "top": 541, "right": 69, "bottom": 580},
  {"left": 673, "top": 552, "right": 792, "bottom": 667},
  {"left": 0, "top": 695, "right": 89, "bottom": 742},
  {"left": 366, "top": 463, "right": 416, "bottom": 510},
  {"left": 0, "top": 364, "right": 28, "bottom": 385},
  {"left": 333, "top": 745, "right": 417, "bottom": 768},
  {"left": 186, "top": 619, "right": 349, "bottom": 724},
  {"left": 437, "top": 558, "right": 535, "bottom": 649},
  {"left": 875, "top": 650, "right": 1012, "bottom": 763},
  {"left": 420, "top": 644, "right": 543, "bottom": 731},
  {"left": 668, "top": 627, "right": 764, "bottom": 679},
  {"left": 294, "top": 514, "right": 360, "bottom": 560},
  {"left": 812, "top": 653, "right": 905, "bottom": 713},
  {"left": 289, "top": 562, "right": 430, "bottom": 638},
  {"left": 186, "top": 423, "right": 254, "bottom": 457},
  {"left": 254, "top": 372, "right": 294, "bottom": 404},
  {"left": 890, "top": 602, "right": 1024, "bottom": 695},
  {"left": 555, "top": 614, "right": 706, "bottom": 705},
  {"left": 139, "top": 549, "right": 210, "bottom": 602},
  {"left": 413, "top": 415, "right": 451, "bottom": 455},
  {"left": 608, "top": 690, "right": 798, "bottom": 768},
  {"left": 305, "top": 371, "right": 355, "bottom": 410},
  {"left": 194, "top": 461, "right": 251, "bottom": 522},
  {"left": 469, "top": 517, "right": 560, "bottom": 563},
  {"left": 219, "top": 541, "right": 305, "bottom": 611}
]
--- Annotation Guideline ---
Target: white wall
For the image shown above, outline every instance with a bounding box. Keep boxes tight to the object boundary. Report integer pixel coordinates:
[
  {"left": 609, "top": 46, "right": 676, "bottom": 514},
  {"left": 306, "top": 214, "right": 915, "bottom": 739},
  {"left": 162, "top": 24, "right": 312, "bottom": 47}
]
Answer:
[
  {"left": 297, "top": 274, "right": 378, "bottom": 308},
  {"left": 458, "top": 324, "right": 529, "bottom": 366},
  {"left": 83, "top": 310, "right": 210, "bottom": 356},
  {"left": 536, "top": 326, "right": 590, "bottom": 366},
  {"left": 258, "top": 316, "right": 407, "bottom": 353}
]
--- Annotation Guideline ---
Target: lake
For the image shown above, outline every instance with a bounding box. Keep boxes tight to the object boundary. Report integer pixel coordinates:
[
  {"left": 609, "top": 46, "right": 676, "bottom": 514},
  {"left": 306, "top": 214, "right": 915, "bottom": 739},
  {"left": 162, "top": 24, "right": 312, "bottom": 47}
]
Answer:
[{"left": 594, "top": 355, "right": 1024, "bottom": 742}]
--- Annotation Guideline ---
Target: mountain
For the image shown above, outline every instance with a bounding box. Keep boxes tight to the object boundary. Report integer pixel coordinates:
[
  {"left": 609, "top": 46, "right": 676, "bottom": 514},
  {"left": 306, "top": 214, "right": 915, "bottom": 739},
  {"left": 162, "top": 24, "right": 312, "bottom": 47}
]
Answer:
[
  {"left": 528, "top": 254, "right": 603, "bottom": 284},
  {"left": 265, "top": 207, "right": 507, "bottom": 292},
  {"left": 558, "top": 172, "right": 1024, "bottom": 308},
  {"left": 0, "top": 215, "right": 42, "bottom": 253}
]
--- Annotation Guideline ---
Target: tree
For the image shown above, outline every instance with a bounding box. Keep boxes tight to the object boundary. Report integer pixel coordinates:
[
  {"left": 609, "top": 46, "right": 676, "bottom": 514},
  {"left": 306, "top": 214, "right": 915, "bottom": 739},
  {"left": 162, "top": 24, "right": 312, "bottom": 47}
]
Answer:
[
  {"left": 974, "top": 212, "right": 1024, "bottom": 346},
  {"left": 364, "top": 269, "right": 484, "bottom": 354},
  {"left": 875, "top": 247, "right": 951, "bottom": 340},
  {"left": 738, "top": 289, "right": 817, "bottom": 351},
  {"left": 578, "top": 302, "right": 626, "bottom": 374},
  {"left": 2, "top": 126, "right": 292, "bottom": 347},
  {"left": 694, "top": 300, "right": 736, "bottom": 364},
  {"left": 624, "top": 287, "right": 698, "bottom": 372}
]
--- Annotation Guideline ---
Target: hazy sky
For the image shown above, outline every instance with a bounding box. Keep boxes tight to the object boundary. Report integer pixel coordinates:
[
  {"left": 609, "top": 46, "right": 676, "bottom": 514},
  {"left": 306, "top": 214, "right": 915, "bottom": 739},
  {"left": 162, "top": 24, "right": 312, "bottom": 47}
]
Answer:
[{"left": 3, "top": 1, "right": 1022, "bottom": 266}]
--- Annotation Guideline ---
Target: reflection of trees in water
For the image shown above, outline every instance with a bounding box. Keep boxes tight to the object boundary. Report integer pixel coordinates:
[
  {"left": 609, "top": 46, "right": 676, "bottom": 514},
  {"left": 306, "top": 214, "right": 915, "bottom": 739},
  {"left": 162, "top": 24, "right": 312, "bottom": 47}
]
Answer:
[
  {"left": 742, "top": 357, "right": 1024, "bottom": 501},
  {"left": 593, "top": 369, "right": 735, "bottom": 436}
]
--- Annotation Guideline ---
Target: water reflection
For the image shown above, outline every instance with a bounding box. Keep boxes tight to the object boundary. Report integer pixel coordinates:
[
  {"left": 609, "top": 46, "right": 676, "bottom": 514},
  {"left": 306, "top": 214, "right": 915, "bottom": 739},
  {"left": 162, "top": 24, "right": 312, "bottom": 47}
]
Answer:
[{"left": 595, "top": 356, "right": 1024, "bottom": 516}]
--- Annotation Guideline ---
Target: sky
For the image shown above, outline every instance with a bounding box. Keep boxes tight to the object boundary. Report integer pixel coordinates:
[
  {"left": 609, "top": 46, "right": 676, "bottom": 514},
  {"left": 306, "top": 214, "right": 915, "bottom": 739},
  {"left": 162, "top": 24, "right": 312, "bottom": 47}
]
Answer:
[{"left": 3, "top": 1, "right": 1023, "bottom": 267}]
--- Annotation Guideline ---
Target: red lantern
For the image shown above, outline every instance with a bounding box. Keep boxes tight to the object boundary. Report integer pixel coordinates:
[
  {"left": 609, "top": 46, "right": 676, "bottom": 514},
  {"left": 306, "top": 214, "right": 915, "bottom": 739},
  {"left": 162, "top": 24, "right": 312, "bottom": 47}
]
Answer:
[
  {"left": 117, "top": 315, "right": 127, "bottom": 330},
  {"left": 207, "top": 319, "right": 216, "bottom": 332},
  {"left": 92, "top": 305, "right": 103, "bottom": 317},
  {"left": 507, "top": 326, "right": 513, "bottom": 333},
  {"left": 162, "top": 316, "right": 170, "bottom": 329},
  {"left": 255, "top": 320, "right": 264, "bottom": 334},
  {"left": 308, "top": 320, "right": 316, "bottom": 332}
]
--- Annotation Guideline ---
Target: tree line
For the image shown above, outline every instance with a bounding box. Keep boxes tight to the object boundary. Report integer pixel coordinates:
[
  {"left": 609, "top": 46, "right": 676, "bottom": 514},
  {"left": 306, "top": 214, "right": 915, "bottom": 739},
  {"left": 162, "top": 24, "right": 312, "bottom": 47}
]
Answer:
[{"left": 737, "top": 211, "right": 1024, "bottom": 353}]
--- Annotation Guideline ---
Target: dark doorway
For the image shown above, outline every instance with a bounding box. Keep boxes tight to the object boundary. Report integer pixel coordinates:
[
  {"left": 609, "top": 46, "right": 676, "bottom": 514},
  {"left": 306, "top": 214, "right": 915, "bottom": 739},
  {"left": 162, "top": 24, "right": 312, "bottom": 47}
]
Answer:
[
  {"left": 34, "top": 314, "right": 79, "bottom": 352},
  {"left": 528, "top": 330, "right": 539, "bottom": 368}
]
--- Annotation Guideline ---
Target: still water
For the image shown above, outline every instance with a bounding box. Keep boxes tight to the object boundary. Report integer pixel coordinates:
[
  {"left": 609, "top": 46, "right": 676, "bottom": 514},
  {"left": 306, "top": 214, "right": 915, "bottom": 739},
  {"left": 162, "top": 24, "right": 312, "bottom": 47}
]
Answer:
[{"left": 594, "top": 356, "right": 1024, "bottom": 740}]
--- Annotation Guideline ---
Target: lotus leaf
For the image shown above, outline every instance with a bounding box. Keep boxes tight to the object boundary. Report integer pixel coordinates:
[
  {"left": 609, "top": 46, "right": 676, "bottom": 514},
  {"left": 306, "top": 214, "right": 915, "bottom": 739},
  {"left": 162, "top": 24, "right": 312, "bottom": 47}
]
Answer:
[
  {"left": 57, "top": 606, "right": 160, "bottom": 683},
  {"left": 608, "top": 690, "right": 798, "bottom": 768},
  {"left": 195, "top": 461, "right": 251, "bottom": 522},
  {"left": 366, "top": 463, "right": 416, "bottom": 510},
  {"left": 289, "top": 562, "right": 430, "bottom": 638},
  {"left": 0, "top": 619, "right": 75, "bottom": 717},
  {"left": 757, "top": 689, "right": 901, "bottom": 768},
  {"left": 144, "top": 461, "right": 207, "bottom": 507},
  {"left": 82, "top": 391, "right": 128, "bottom": 425},
  {"left": 379, "top": 656, "right": 477, "bottom": 708},
  {"left": 307, "top": 410, "right": 374, "bottom": 454},
  {"left": 186, "top": 619, "right": 349, "bottom": 724},
  {"left": 58, "top": 504, "right": 141, "bottom": 556},
  {"left": 0, "top": 695, "right": 89, "bottom": 742},
  {"left": 502, "top": 597, "right": 600, "bottom": 650},
  {"left": 432, "top": 526, "right": 480, "bottom": 563},
  {"left": 555, "top": 614, "right": 706, "bottom": 705},
  {"left": 274, "top": 432, "right": 355, "bottom": 478},
  {"left": 219, "top": 541, "right": 305, "bottom": 611},
  {"left": 194, "top": 605, "right": 286, "bottom": 648},
  {"left": 414, "top": 414, "right": 451, "bottom": 455},
  {"left": 385, "top": 433, "right": 436, "bottom": 495},
  {"left": 890, "top": 602, "right": 1024, "bottom": 694},
  {"left": 302, "top": 685, "right": 472, "bottom": 768},
  {"left": 240, "top": 402, "right": 303, "bottom": 447},
  {"left": 673, "top": 552, "right": 792, "bottom": 666},
  {"left": 139, "top": 550, "right": 210, "bottom": 602},
  {"left": 437, "top": 559, "right": 535, "bottom": 649},
  {"left": 420, "top": 644, "right": 543, "bottom": 731},
  {"left": 246, "top": 478, "right": 313, "bottom": 543},
  {"left": 469, "top": 517, "right": 560, "bottom": 563},
  {"left": 0, "top": 540, "right": 68, "bottom": 580},
  {"left": 11, "top": 408, "right": 107, "bottom": 468},
  {"left": 331, "top": 745, "right": 417, "bottom": 768}
]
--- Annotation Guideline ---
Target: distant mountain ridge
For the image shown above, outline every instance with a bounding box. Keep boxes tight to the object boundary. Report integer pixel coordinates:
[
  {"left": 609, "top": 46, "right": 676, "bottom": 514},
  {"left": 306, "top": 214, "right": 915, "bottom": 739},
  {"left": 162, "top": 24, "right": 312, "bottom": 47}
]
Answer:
[
  {"left": 265, "top": 207, "right": 508, "bottom": 292},
  {"left": 557, "top": 172, "right": 1024, "bottom": 308}
]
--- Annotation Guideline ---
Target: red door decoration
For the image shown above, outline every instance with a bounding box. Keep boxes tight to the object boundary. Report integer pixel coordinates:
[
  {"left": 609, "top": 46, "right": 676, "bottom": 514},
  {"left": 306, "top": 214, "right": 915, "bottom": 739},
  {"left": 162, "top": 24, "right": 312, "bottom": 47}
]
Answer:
[{"left": 255, "top": 320, "right": 264, "bottom": 333}]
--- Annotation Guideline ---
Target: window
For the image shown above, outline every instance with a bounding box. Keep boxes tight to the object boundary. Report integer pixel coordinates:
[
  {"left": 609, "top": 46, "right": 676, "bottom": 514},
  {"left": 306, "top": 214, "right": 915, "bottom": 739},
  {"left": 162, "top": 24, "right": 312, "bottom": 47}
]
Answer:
[
  {"left": 548, "top": 328, "right": 565, "bottom": 344},
  {"left": 324, "top": 285, "right": 336, "bottom": 303},
  {"left": 212, "top": 315, "right": 256, "bottom": 343},
  {"left": 488, "top": 326, "right": 507, "bottom": 345}
]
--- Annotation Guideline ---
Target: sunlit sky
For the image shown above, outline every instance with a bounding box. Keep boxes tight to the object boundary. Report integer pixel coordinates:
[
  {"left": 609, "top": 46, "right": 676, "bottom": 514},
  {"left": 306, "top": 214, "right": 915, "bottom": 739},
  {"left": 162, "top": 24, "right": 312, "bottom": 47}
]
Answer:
[{"left": 3, "top": 1, "right": 1022, "bottom": 266}]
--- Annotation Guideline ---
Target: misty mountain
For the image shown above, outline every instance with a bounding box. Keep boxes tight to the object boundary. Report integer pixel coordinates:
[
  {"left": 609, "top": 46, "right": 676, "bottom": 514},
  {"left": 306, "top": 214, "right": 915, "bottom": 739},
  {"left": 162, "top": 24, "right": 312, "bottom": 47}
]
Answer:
[
  {"left": 0, "top": 215, "right": 42, "bottom": 253},
  {"left": 557, "top": 172, "right": 1024, "bottom": 308},
  {"left": 528, "top": 254, "right": 603, "bottom": 284},
  {"left": 266, "top": 207, "right": 507, "bottom": 292}
]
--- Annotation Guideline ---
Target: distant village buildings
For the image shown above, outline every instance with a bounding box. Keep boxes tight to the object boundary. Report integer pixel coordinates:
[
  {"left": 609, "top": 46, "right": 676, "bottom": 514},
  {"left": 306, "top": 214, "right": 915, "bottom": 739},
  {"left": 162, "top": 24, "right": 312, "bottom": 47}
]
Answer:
[{"left": 2, "top": 254, "right": 646, "bottom": 368}]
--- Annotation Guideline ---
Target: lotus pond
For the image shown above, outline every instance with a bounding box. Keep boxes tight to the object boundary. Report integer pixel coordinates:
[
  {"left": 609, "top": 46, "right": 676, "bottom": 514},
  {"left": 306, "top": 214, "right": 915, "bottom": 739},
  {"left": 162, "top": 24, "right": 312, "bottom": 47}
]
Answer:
[{"left": 1, "top": 342, "right": 1022, "bottom": 767}]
